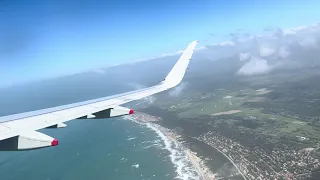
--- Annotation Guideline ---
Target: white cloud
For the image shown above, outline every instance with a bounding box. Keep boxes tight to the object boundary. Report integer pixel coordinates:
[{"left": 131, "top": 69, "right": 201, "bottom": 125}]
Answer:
[
  {"left": 161, "top": 50, "right": 184, "bottom": 57},
  {"left": 129, "top": 83, "right": 156, "bottom": 104},
  {"left": 283, "top": 29, "right": 297, "bottom": 35},
  {"left": 196, "top": 46, "right": 207, "bottom": 51},
  {"left": 278, "top": 46, "right": 290, "bottom": 59},
  {"left": 299, "top": 37, "right": 318, "bottom": 49},
  {"left": 220, "top": 41, "right": 235, "bottom": 46},
  {"left": 238, "top": 57, "right": 272, "bottom": 75},
  {"left": 259, "top": 45, "right": 276, "bottom": 57},
  {"left": 91, "top": 69, "right": 106, "bottom": 74},
  {"left": 239, "top": 52, "right": 251, "bottom": 61},
  {"left": 283, "top": 26, "right": 308, "bottom": 36},
  {"left": 169, "top": 82, "right": 188, "bottom": 97}
]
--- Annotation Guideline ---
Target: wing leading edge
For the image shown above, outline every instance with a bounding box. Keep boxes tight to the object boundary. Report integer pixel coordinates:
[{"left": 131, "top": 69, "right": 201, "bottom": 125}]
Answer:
[{"left": 0, "top": 40, "right": 198, "bottom": 150}]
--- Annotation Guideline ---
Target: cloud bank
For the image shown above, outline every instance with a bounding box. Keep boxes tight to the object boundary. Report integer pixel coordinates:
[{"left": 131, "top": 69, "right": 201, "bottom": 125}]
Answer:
[
  {"left": 93, "top": 23, "right": 320, "bottom": 78},
  {"left": 196, "top": 23, "right": 320, "bottom": 76}
]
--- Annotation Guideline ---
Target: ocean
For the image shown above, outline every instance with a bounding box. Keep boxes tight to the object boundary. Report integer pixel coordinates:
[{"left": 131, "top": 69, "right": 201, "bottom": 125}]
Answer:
[{"left": 0, "top": 82, "right": 201, "bottom": 180}]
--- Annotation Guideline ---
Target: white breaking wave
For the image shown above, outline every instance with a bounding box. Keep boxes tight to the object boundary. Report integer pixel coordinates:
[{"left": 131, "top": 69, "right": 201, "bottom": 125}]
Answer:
[
  {"left": 141, "top": 143, "right": 162, "bottom": 150},
  {"left": 127, "top": 137, "right": 137, "bottom": 141},
  {"left": 132, "top": 163, "right": 140, "bottom": 168},
  {"left": 123, "top": 116, "right": 201, "bottom": 180}
]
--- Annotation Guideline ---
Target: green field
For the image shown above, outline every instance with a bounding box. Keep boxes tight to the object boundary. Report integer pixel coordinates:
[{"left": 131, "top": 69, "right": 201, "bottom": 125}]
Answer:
[{"left": 155, "top": 83, "right": 320, "bottom": 144}]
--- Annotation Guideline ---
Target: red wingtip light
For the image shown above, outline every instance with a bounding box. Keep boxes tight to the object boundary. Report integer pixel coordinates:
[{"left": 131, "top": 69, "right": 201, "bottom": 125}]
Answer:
[
  {"left": 51, "top": 139, "right": 59, "bottom": 146},
  {"left": 129, "top": 109, "right": 134, "bottom": 114}
]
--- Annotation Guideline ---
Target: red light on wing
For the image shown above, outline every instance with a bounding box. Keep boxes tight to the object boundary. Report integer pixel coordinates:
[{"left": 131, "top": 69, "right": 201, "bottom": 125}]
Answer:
[{"left": 51, "top": 139, "right": 59, "bottom": 146}]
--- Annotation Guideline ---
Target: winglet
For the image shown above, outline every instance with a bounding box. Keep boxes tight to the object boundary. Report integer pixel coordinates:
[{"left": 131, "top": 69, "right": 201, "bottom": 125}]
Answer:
[{"left": 162, "top": 40, "right": 198, "bottom": 88}]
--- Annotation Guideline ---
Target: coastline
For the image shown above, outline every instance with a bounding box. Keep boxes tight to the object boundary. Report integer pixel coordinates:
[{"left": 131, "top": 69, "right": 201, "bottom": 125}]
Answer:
[
  {"left": 193, "top": 137, "right": 247, "bottom": 180},
  {"left": 123, "top": 112, "right": 215, "bottom": 180}
]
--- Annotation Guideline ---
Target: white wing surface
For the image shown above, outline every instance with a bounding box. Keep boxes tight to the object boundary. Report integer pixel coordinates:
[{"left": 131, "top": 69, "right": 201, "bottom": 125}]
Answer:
[{"left": 0, "top": 41, "right": 198, "bottom": 151}]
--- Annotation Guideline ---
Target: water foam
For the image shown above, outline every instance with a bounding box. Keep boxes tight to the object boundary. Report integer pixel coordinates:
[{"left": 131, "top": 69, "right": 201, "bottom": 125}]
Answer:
[
  {"left": 127, "top": 137, "right": 137, "bottom": 141},
  {"left": 123, "top": 116, "right": 201, "bottom": 180}
]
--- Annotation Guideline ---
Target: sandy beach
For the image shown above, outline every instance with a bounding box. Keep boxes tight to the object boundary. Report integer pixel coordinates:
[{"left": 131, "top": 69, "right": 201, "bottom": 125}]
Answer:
[
  {"left": 185, "top": 149, "right": 216, "bottom": 180},
  {"left": 125, "top": 112, "right": 216, "bottom": 180},
  {"left": 158, "top": 126, "right": 216, "bottom": 180}
]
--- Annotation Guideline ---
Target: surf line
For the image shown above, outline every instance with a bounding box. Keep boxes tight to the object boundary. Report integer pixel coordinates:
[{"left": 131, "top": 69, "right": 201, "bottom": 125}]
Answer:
[{"left": 123, "top": 115, "right": 203, "bottom": 180}]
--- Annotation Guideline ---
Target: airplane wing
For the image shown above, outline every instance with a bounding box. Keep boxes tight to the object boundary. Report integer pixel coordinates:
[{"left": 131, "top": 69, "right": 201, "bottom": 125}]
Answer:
[{"left": 0, "top": 40, "right": 198, "bottom": 151}]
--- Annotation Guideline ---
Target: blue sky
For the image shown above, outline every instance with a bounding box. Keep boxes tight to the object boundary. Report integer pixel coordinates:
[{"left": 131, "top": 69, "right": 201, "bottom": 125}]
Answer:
[{"left": 1, "top": 0, "right": 320, "bottom": 87}]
